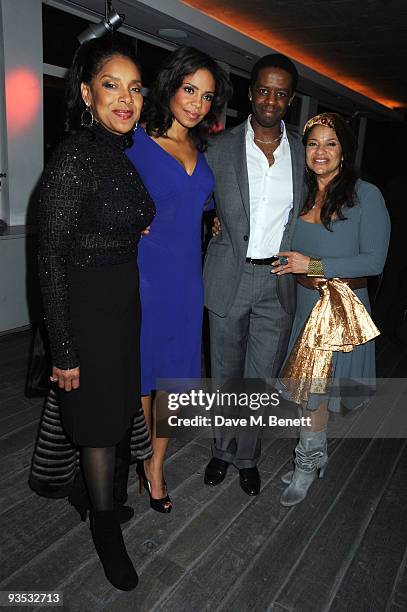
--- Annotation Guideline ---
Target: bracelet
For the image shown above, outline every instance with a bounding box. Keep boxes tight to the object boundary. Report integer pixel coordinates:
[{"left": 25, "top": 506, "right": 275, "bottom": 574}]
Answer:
[{"left": 307, "top": 257, "right": 324, "bottom": 277}]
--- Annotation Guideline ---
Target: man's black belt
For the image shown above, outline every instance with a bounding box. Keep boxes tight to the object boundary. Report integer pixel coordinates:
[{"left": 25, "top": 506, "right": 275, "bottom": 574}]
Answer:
[{"left": 245, "top": 256, "right": 279, "bottom": 265}]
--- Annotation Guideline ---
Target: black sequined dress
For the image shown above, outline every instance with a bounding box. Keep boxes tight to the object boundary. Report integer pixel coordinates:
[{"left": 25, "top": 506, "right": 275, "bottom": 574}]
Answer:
[{"left": 38, "top": 123, "right": 155, "bottom": 446}]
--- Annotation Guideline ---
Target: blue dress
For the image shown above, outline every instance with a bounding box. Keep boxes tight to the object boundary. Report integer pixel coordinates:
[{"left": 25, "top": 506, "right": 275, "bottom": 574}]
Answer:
[
  {"left": 126, "top": 127, "right": 214, "bottom": 394},
  {"left": 285, "top": 180, "right": 390, "bottom": 412}
]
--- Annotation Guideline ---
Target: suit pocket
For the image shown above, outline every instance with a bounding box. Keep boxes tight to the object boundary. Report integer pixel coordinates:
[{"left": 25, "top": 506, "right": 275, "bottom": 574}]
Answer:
[{"left": 206, "top": 240, "right": 231, "bottom": 257}]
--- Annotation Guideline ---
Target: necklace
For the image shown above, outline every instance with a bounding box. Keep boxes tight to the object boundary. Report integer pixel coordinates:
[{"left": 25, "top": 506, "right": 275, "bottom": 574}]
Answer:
[
  {"left": 254, "top": 134, "right": 282, "bottom": 145},
  {"left": 253, "top": 120, "right": 284, "bottom": 145},
  {"left": 312, "top": 197, "right": 324, "bottom": 209}
]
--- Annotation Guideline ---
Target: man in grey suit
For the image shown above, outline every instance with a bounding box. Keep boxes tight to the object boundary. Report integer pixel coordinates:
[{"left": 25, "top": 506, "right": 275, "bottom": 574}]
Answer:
[{"left": 203, "top": 54, "right": 304, "bottom": 495}]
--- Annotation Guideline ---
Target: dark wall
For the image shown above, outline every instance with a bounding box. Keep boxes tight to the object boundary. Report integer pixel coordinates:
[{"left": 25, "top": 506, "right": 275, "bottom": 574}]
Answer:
[{"left": 362, "top": 119, "right": 407, "bottom": 191}]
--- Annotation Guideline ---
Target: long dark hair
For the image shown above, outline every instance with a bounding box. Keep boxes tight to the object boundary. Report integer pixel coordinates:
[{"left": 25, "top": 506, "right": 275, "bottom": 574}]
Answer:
[
  {"left": 65, "top": 35, "right": 141, "bottom": 131},
  {"left": 301, "top": 112, "right": 358, "bottom": 230},
  {"left": 142, "top": 46, "right": 232, "bottom": 151}
]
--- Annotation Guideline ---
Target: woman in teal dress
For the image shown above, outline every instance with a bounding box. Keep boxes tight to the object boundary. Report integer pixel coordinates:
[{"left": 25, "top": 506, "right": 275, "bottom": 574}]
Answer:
[{"left": 273, "top": 113, "right": 390, "bottom": 506}]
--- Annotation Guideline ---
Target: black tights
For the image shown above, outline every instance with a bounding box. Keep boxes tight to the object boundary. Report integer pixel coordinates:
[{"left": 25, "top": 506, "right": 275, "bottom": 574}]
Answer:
[
  {"left": 81, "top": 427, "right": 132, "bottom": 511},
  {"left": 114, "top": 427, "right": 132, "bottom": 503},
  {"left": 81, "top": 446, "right": 115, "bottom": 511}
]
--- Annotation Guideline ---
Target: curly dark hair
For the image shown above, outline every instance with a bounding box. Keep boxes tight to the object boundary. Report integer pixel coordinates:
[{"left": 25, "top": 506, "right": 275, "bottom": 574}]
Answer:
[
  {"left": 142, "top": 46, "right": 232, "bottom": 151},
  {"left": 65, "top": 35, "right": 141, "bottom": 131},
  {"left": 301, "top": 112, "right": 358, "bottom": 230}
]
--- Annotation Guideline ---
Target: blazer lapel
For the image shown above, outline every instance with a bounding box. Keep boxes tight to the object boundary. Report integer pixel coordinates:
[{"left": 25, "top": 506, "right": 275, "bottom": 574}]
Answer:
[
  {"left": 277, "top": 131, "right": 304, "bottom": 250},
  {"left": 231, "top": 123, "right": 250, "bottom": 221},
  {"left": 287, "top": 130, "right": 304, "bottom": 220}
]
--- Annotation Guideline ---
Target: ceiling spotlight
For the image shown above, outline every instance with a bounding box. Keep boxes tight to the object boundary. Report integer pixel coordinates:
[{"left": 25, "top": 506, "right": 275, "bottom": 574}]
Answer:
[{"left": 77, "top": 0, "right": 125, "bottom": 44}]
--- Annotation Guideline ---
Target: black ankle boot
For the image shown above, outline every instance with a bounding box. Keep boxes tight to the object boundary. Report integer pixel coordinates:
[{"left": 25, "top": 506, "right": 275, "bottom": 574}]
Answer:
[
  {"left": 90, "top": 510, "right": 138, "bottom": 591},
  {"left": 68, "top": 471, "right": 134, "bottom": 524}
]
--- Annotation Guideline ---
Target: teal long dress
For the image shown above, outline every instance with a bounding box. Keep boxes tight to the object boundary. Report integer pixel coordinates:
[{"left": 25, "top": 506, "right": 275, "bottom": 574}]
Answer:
[{"left": 284, "top": 179, "right": 390, "bottom": 412}]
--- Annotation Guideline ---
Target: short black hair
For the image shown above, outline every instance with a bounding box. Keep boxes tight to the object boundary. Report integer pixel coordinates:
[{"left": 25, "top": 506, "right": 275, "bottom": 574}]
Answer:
[
  {"left": 65, "top": 35, "right": 141, "bottom": 131},
  {"left": 250, "top": 53, "right": 298, "bottom": 93},
  {"left": 143, "top": 46, "right": 232, "bottom": 151}
]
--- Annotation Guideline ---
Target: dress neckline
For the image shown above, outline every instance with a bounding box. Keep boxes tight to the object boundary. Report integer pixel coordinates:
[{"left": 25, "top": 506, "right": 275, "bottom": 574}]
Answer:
[
  {"left": 298, "top": 217, "right": 324, "bottom": 226},
  {"left": 140, "top": 127, "right": 200, "bottom": 177},
  {"left": 298, "top": 216, "right": 340, "bottom": 227}
]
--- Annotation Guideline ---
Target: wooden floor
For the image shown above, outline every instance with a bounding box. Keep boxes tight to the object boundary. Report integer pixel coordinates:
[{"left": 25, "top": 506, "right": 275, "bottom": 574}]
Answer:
[{"left": 1, "top": 330, "right": 407, "bottom": 612}]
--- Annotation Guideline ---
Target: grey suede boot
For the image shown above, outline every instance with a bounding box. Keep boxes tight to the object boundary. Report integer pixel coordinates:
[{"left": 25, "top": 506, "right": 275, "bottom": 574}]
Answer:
[
  {"left": 281, "top": 433, "right": 328, "bottom": 485},
  {"left": 280, "top": 429, "right": 327, "bottom": 507}
]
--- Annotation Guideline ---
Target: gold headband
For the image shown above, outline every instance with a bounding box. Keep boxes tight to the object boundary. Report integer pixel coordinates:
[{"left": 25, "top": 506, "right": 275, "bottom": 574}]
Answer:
[{"left": 303, "top": 113, "right": 336, "bottom": 135}]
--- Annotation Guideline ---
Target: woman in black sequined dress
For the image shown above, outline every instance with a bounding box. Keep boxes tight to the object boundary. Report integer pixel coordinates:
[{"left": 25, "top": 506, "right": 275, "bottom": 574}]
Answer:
[{"left": 37, "top": 36, "right": 155, "bottom": 591}]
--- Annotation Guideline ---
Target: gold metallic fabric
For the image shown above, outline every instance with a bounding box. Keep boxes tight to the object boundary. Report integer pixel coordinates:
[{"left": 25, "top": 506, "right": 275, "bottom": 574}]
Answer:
[
  {"left": 297, "top": 275, "right": 367, "bottom": 291},
  {"left": 279, "top": 278, "right": 380, "bottom": 405}
]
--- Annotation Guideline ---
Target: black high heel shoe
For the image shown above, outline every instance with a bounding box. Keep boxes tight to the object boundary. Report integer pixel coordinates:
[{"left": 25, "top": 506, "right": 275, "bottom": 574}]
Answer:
[
  {"left": 68, "top": 471, "right": 134, "bottom": 524},
  {"left": 136, "top": 462, "right": 172, "bottom": 514}
]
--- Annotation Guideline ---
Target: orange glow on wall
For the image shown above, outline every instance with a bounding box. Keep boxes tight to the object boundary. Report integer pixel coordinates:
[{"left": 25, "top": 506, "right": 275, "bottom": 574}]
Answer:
[
  {"left": 5, "top": 68, "right": 41, "bottom": 137},
  {"left": 182, "top": 1, "right": 402, "bottom": 109}
]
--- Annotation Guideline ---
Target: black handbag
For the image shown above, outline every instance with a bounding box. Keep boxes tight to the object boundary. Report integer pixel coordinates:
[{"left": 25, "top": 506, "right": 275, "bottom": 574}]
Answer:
[{"left": 25, "top": 324, "right": 52, "bottom": 397}]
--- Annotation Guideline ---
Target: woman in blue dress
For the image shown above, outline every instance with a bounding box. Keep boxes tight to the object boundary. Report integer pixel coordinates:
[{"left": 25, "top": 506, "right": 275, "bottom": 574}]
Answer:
[
  {"left": 126, "top": 47, "right": 231, "bottom": 512},
  {"left": 273, "top": 113, "right": 390, "bottom": 506}
]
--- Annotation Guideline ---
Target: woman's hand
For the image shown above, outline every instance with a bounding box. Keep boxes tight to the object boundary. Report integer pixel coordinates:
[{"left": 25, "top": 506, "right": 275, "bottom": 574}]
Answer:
[
  {"left": 141, "top": 226, "right": 150, "bottom": 237},
  {"left": 271, "top": 251, "right": 310, "bottom": 275},
  {"left": 50, "top": 366, "right": 80, "bottom": 391},
  {"left": 212, "top": 216, "right": 221, "bottom": 236}
]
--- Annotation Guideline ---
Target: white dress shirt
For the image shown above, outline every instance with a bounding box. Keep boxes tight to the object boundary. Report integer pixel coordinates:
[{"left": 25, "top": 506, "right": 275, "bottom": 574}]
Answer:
[{"left": 246, "top": 117, "right": 293, "bottom": 258}]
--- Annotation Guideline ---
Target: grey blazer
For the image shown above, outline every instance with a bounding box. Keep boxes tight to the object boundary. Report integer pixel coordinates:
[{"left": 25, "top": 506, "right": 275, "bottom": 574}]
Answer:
[{"left": 204, "top": 121, "right": 304, "bottom": 317}]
